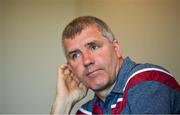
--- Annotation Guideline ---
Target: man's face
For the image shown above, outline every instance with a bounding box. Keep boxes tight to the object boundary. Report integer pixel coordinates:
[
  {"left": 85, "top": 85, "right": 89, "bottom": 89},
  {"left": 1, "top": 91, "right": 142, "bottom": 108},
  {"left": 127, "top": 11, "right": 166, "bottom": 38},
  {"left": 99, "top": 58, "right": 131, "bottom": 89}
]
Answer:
[{"left": 63, "top": 26, "right": 122, "bottom": 92}]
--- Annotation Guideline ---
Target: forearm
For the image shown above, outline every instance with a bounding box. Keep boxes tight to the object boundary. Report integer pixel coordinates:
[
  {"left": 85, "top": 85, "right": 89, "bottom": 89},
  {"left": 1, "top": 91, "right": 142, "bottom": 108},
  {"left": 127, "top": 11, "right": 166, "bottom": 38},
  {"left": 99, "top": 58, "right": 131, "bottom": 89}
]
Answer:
[{"left": 51, "top": 96, "right": 74, "bottom": 114}]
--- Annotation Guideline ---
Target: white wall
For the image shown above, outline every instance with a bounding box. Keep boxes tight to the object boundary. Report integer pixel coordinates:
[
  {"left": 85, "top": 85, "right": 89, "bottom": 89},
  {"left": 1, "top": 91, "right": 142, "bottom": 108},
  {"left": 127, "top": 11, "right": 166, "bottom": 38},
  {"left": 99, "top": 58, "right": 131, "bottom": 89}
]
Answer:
[
  {"left": 1, "top": 0, "right": 76, "bottom": 113},
  {"left": 1, "top": 0, "right": 179, "bottom": 114},
  {"left": 0, "top": 0, "right": 3, "bottom": 111}
]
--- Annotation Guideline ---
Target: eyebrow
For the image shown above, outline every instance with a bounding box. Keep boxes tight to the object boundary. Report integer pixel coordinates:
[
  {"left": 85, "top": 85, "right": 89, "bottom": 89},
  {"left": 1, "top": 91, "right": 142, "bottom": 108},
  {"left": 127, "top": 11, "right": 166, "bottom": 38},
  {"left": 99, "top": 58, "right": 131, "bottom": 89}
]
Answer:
[{"left": 85, "top": 40, "right": 100, "bottom": 47}]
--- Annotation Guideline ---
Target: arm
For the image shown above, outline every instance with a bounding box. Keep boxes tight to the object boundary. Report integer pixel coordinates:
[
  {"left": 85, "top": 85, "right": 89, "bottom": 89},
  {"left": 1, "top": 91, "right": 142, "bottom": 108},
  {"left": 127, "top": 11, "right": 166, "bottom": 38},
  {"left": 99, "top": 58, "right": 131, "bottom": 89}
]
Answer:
[{"left": 51, "top": 64, "right": 88, "bottom": 114}]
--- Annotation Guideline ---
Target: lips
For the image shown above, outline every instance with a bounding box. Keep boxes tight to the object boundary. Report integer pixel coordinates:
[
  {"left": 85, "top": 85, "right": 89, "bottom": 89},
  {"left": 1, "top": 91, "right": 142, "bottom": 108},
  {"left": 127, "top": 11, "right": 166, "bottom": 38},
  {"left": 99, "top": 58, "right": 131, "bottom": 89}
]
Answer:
[{"left": 86, "top": 69, "right": 102, "bottom": 77}]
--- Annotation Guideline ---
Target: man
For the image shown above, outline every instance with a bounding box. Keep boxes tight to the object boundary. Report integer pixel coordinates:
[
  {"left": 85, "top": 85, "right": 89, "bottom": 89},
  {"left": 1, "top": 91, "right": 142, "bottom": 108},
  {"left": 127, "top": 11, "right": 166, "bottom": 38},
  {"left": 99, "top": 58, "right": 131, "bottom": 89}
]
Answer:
[{"left": 51, "top": 16, "right": 180, "bottom": 114}]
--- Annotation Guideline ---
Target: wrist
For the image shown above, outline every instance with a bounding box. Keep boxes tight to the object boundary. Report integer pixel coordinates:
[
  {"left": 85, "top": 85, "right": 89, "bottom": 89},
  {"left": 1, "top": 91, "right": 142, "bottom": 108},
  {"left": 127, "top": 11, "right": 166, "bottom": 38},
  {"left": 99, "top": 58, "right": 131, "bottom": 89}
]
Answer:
[{"left": 51, "top": 95, "right": 74, "bottom": 114}]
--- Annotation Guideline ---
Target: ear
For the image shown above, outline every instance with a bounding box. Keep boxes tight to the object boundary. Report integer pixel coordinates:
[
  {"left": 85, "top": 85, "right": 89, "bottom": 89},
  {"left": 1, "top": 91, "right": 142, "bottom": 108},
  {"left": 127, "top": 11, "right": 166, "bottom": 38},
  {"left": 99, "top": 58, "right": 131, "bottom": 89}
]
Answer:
[{"left": 112, "top": 39, "right": 122, "bottom": 58}]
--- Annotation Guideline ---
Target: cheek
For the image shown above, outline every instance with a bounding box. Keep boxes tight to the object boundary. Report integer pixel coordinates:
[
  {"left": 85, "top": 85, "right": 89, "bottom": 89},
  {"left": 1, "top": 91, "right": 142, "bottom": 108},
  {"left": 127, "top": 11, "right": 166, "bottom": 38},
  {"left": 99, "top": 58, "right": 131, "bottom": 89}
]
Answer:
[
  {"left": 70, "top": 62, "right": 84, "bottom": 80},
  {"left": 98, "top": 49, "right": 117, "bottom": 73},
  {"left": 97, "top": 50, "right": 114, "bottom": 65}
]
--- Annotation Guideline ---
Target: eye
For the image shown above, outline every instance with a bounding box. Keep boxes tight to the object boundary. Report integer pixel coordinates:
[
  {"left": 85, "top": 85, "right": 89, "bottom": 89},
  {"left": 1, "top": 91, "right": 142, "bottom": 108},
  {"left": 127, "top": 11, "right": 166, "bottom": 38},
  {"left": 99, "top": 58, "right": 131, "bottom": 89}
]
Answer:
[
  {"left": 69, "top": 52, "right": 81, "bottom": 61},
  {"left": 89, "top": 43, "right": 99, "bottom": 51}
]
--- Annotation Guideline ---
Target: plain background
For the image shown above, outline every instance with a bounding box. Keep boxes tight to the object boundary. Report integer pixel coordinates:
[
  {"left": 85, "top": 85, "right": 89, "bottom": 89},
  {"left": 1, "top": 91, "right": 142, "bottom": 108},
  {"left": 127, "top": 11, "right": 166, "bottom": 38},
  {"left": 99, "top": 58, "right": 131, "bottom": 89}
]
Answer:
[{"left": 0, "top": 0, "right": 179, "bottom": 114}]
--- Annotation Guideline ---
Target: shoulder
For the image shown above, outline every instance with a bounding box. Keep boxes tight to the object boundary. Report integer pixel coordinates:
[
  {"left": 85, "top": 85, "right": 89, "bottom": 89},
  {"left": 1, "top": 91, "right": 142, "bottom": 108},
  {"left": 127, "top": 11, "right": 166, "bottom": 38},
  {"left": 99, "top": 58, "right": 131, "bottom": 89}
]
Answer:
[
  {"left": 129, "top": 63, "right": 171, "bottom": 77},
  {"left": 125, "top": 80, "right": 180, "bottom": 113},
  {"left": 122, "top": 63, "right": 180, "bottom": 113},
  {"left": 126, "top": 63, "right": 179, "bottom": 91}
]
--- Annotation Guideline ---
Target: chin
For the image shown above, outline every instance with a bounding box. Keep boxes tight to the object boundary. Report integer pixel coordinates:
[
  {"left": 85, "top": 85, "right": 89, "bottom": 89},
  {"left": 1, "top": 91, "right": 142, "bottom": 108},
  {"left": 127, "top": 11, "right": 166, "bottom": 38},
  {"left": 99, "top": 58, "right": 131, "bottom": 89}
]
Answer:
[
  {"left": 85, "top": 75, "right": 112, "bottom": 91},
  {"left": 89, "top": 81, "right": 109, "bottom": 92}
]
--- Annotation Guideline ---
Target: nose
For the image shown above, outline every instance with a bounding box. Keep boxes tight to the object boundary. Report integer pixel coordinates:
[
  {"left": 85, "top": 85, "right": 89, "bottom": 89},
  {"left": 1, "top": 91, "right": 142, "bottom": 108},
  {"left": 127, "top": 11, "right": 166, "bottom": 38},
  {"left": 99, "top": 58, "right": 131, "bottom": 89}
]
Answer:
[{"left": 82, "top": 51, "right": 95, "bottom": 68}]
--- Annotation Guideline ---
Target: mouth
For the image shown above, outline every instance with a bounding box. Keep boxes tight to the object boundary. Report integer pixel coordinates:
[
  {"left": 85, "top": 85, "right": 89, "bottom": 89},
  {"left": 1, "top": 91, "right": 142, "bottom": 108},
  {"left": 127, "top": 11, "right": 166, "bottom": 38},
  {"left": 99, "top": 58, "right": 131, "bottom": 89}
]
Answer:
[{"left": 86, "top": 69, "right": 102, "bottom": 77}]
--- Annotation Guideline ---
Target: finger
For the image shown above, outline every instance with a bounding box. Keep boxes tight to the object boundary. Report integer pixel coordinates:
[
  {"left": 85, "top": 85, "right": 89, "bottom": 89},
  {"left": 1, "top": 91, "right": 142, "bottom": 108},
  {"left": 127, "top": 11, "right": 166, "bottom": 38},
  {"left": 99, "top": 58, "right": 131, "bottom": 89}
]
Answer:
[
  {"left": 68, "top": 72, "right": 80, "bottom": 85},
  {"left": 65, "top": 77, "right": 72, "bottom": 86},
  {"left": 63, "top": 65, "right": 78, "bottom": 82},
  {"left": 63, "top": 64, "right": 74, "bottom": 76},
  {"left": 58, "top": 64, "right": 67, "bottom": 76},
  {"left": 64, "top": 68, "right": 71, "bottom": 76},
  {"left": 58, "top": 64, "right": 71, "bottom": 80}
]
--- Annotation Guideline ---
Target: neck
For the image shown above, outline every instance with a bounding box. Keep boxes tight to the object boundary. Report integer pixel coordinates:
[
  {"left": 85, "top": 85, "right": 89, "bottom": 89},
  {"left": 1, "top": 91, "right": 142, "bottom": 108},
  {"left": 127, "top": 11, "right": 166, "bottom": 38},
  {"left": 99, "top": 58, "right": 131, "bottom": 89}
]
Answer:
[
  {"left": 95, "top": 57, "right": 124, "bottom": 102},
  {"left": 96, "top": 81, "right": 116, "bottom": 102}
]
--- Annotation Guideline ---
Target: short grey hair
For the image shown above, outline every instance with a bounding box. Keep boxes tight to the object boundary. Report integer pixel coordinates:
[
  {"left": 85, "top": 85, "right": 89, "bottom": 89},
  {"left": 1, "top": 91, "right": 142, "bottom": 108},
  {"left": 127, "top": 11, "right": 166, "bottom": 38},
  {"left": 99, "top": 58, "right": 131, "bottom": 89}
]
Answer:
[{"left": 62, "top": 16, "right": 115, "bottom": 42}]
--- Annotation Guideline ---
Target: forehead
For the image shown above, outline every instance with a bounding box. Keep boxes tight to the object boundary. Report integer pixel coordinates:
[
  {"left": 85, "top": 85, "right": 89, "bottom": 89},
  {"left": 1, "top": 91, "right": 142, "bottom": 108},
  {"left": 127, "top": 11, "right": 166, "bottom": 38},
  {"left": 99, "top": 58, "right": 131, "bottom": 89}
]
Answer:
[{"left": 63, "top": 26, "right": 109, "bottom": 53}]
